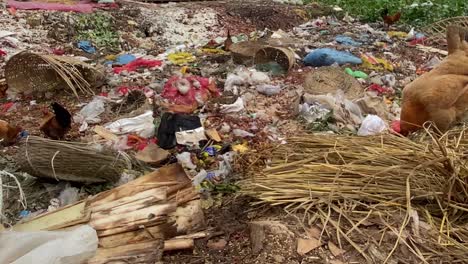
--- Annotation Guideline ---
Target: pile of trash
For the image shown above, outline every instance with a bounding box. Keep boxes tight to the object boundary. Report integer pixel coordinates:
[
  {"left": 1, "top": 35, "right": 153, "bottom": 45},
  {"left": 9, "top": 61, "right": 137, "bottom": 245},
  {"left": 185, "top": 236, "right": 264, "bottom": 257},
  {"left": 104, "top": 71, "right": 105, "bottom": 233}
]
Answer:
[{"left": 0, "top": 0, "right": 459, "bottom": 262}]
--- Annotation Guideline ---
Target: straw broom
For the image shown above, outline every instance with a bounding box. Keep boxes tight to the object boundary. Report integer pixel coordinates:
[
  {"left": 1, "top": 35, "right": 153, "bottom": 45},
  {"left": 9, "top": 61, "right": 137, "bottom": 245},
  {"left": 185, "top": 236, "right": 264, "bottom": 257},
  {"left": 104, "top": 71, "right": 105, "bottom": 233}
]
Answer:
[{"left": 241, "top": 125, "right": 468, "bottom": 262}]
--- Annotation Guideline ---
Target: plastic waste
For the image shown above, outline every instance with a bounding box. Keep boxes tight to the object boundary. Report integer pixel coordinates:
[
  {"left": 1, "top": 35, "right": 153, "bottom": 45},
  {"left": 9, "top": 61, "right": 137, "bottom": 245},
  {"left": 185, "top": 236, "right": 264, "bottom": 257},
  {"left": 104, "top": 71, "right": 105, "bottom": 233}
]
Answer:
[
  {"left": 157, "top": 113, "right": 202, "bottom": 149},
  {"left": 299, "top": 102, "right": 331, "bottom": 123},
  {"left": 162, "top": 76, "right": 219, "bottom": 107},
  {"left": 115, "top": 54, "right": 136, "bottom": 65},
  {"left": 387, "top": 31, "right": 408, "bottom": 39},
  {"left": 345, "top": 68, "right": 368, "bottom": 79},
  {"left": 105, "top": 111, "right": 155, "bottom": 138},
  {"left": 176, "top": 152, "right": 197, "bottom": 170},
  {"left": 176, "top": 127, "right": 207, "bottom": 146},
  {"left": 74, "top": 97, "right": 106, "bottom": 132},
  {"left": 0, "top": 225, "right": 98, "bottom": 264},
  {"left": 391, "top": 120, "right": 401, "bottom": 133},
  {"left": 255, "top": 62, "right": 286, "bottom": 76},
  {"left": 335, "top": 35, "right": 361, "bottom": 46},
  {"left": 168, "top": 52, "right": 196, "bottom": 65},
  {"left": 256, "top": 84, "right": 282, "bottom": 96},
  {"left": 382, "top": 74, "right": 396, "bottom": 87},
  {"left": 113, "top": 58, "right": 162, "bottom": 74},
  {"left": 77, "top": 41, "right": 96, "bottom": 54},
  {"left": 357, "top": 115, "right": 387, "bottom": 136},
  {"left": 361, "top": 54, "right": 393, "bottom": 71},
  {"left": 233, "top": 129, "right": 254, "bottom": 137},
  {"left": 304, "top": 48, "right": 362, "bottom": 67},
  {"left": 192, "top": 169, "right": 208, "bottom": 186},
  {"left": 303, "top": 90, "right": 363, "bottom": 128},
  {"left": 224, "top": 68, "right": 271, "bottom": 94},
  {"left": 58, "top": 185, "right": 80, "bottom": 207},
  {"left": 220, "top": 97, "right": 244, "bottom": 113}
]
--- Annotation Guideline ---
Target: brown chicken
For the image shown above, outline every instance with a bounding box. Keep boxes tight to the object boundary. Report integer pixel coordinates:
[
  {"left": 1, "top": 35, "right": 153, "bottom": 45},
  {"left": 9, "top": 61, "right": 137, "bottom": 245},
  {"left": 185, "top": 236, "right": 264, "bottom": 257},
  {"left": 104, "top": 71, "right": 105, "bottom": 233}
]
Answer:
[
  {"left": 40, "top": 102, "right": 72, "bottom": 140},
  {"left": 0, "top": 120, "right": 21, "bottom": 146},
  {"left": 224, "top": 29, "right": 233, "bottom": 51},
  {"left": 400, "top": 26, "right": 468, "bottom": 134},
  {"left": 381, "top": 8, "right": 401, "bottom": 29}
]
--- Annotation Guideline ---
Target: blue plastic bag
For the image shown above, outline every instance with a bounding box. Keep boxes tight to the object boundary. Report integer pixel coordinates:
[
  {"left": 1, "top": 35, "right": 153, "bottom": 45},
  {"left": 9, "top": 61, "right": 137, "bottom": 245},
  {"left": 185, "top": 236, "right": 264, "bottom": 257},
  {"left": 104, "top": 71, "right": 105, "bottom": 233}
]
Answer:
[
  {"left": 303, "top": 48, "right": 362, "bottom": 67},
  {"left": 335, "top": 35, "right": 362, "bottom": 46},
  {"left": 77, "top": 41, "right": 96, "bottom": 54}
]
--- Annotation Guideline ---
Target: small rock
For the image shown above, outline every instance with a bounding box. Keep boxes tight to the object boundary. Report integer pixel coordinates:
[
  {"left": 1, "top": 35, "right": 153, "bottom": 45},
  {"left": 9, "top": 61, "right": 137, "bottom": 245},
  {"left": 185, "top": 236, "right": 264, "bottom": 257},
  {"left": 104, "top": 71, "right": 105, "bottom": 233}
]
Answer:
[
  {"left": 207, "top": 239, "right": 227, "bottom": 250},
  {"left": 273, "top": 254, "right": 285, "bottom": 263}
]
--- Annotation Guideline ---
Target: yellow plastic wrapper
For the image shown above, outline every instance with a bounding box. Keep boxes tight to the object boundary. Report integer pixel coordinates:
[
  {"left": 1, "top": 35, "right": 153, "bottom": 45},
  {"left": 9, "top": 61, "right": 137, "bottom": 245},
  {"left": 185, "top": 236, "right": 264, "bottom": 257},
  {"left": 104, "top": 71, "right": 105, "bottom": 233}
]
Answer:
[
  {"left": 387, "top": 31, "right": 408, "bottom": 39},
  {"left": 232, "top": 142, "right": 249, "bottom": 153},
  {"left": 361, "top": 54, "right": 394, "bottom": 71},
  {"left": 200, "top": 48, "right": 226, "bottom": 54},
  {"left": 168, "top": 52, "right": 196, "bottom": 65}
]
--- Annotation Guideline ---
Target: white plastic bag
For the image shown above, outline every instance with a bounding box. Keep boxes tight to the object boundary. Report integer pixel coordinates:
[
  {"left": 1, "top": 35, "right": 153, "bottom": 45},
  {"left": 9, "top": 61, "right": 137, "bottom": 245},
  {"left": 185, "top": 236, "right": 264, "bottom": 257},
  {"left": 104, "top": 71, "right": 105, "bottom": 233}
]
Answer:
[
  {"left": 0, "top": 225, "right": 98, "bottom": 264},
  {"left": 74, "top": 97, "right": 106, "bottom": 132},
  {"left": 105, "top": 111, "right": 155, "bottom": 138},
  {"left": 176, "top": 127, "right": 207, "bottom": 146},
  {"left": 357, "top": 115, "right": 387, "bottom": 136},
  {"left": 220, "top": 97, "right": 244, "bottom": 113}
]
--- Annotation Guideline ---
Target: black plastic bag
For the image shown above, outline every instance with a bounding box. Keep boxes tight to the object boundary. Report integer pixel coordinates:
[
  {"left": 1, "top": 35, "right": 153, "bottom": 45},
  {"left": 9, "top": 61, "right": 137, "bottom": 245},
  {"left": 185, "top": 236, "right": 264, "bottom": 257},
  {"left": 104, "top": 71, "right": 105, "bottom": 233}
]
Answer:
[{"left": 156, "top": 113, "right": 202, "bottom": 149}]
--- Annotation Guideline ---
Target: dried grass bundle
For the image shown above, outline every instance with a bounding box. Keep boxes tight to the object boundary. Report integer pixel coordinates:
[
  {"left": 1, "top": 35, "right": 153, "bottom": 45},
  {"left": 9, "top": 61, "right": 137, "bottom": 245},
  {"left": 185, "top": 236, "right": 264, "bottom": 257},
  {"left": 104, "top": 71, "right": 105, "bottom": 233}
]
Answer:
[
  {"left": 15, "top": 136, "right": 131, "bottom": 183},
  {"left": 241, "top": 126, "right": 468, "bottom": 263}
]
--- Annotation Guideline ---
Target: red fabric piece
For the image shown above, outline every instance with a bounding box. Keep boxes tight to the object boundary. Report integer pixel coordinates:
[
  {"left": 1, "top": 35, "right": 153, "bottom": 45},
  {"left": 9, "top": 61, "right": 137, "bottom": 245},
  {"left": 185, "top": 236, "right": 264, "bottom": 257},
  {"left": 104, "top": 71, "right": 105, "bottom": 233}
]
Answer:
[
  {"left": 0, "top": 50, "right": 6, "bottom": 57},
  {"left": 126, "top": 135, "right": 157, "bottom": 151},
  {"left": 161, "top": 76, "right": 220, "bottom": 106},
  {"left": 2, "top": 102, "right": 14, "bottom": 113},
  {"left": 113, "top": 58, "right": 162, "bottom": 74}
]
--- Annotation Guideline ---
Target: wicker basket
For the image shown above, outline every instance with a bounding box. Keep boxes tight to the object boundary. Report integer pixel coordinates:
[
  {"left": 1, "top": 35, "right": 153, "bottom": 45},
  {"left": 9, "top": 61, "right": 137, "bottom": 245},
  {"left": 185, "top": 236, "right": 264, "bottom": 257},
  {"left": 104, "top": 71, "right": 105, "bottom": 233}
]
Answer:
[
  {"left": 254, "top": 46, "right": 296, "bottom": 72},
  {"left": 5, "top": 51, "right": 104, "bottom": 96},
  {"left": 15, "top": 136, "right": 130, "bottom": 183}
]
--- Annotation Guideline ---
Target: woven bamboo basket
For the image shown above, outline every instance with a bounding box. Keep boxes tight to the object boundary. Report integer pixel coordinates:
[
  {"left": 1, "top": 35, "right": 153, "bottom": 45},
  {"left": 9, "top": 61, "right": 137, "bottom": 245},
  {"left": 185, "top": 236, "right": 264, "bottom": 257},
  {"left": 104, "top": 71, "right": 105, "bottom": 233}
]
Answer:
[
  {"left": 15, "top": 136, "right": 130, "bottom": 183},
  {"left": 254, "top": 46, "right": 296, "bottom": 72},
  {"left": 5, "top": 51, "right": 105, "bottom": 97}
]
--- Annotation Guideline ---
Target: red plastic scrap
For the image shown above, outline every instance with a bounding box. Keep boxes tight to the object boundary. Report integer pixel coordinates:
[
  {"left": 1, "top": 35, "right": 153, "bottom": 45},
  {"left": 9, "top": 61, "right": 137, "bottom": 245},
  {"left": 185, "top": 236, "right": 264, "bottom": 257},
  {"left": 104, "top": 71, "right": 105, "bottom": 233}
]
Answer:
[
  {"left": 113, "top": 58, "right": 162, "bottom": 74},
  {"left": 127, "top": 134, "right": 157, "bottom": 151},
  {"left": 162, "top": 76, "right": 220, "bottom": 106},
  {"left": 0, "top": 50, "right": 6, "bottom": 57},
  {"left": 367, "top": 83, "right": 391, "bottom": 95},
  {"left": 52, "top": 48, "right": 65, "bottom": 56}
]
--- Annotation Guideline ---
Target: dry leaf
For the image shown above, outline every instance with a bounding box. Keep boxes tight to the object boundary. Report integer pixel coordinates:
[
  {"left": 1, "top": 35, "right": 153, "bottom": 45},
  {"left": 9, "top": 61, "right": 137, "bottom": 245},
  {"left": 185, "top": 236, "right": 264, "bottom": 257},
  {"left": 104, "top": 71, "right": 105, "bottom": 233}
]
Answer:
[
  {"left": 330, "top": 260, "right": 345, "bottom": 264},
  {"left": 328, "top": 241, "right": 345, "bottom": 257},
  {"left": 297, "top": 238, "right": 322, "bottom": 255},
  {"left": 307, "top": 226, "right": 321, "bottom": 239},
  {"left": 205, "top": 128, "right": 222, "bottom": 142}
]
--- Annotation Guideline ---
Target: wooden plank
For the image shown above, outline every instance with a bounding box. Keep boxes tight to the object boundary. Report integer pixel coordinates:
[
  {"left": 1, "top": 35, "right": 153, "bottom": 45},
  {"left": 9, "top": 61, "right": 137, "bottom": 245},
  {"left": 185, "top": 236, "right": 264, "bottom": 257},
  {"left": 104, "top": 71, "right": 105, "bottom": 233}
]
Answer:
[
  {"left": 98, "top": 222, "right": 177, "bottom": 248},
  {"left": 90, "top": 203, "right": 176, "bottom": 231},
  {"left": 89, "top": 187, "right": 167, "bottom": 213},
  {"left": 89, "top": 163, "right": 189, "bottom": 206},
  {"left": 10, "top": 201, "right": 89, "bottom": 232},
  {"left": 87, "top": 241, "right": 163, "bottom": 264}
]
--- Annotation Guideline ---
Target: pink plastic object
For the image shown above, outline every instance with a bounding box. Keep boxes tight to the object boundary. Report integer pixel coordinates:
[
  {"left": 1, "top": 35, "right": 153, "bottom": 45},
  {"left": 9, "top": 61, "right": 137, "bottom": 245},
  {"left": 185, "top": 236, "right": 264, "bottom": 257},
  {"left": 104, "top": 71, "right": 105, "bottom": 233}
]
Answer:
[
  {"left": 113, "top": 58, "right": 162, "bottom": 74},
  {"left": 0, "top": 50, "right": 6, "bottom": 57},
  {"left": 367, "top": 84, "right": 391, "bottom": 95},
  {"left": 161, "top": 76, "right": 220, "bottom": 106},
  {"left": 7, "top": 0, "right": 117, "bottom": 13}
]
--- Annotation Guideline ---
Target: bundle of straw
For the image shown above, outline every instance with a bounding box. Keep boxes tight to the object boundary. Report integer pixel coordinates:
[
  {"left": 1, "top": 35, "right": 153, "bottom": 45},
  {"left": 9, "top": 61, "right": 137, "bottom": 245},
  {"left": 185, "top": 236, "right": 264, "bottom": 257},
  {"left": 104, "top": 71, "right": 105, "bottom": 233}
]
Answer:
[
  {"left": 15, "top": 136, "right": 131, "bottom": 183},
  {"left": 5, "top": 51, "right": 104, "bottom": 98},
  {"left": 241, "top": 126, "right": 468, "bottom": 263}
]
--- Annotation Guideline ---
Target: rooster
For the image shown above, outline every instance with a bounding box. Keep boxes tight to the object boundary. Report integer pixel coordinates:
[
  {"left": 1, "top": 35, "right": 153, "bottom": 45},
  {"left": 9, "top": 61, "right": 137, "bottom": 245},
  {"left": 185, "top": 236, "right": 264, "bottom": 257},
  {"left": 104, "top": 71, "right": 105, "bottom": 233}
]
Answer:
[
  {"left": 381, "top": 8, "right": 401, "bottom": 29},
  {"left": 400, "top": 26, "right": 468, "bottom": 134},
  {"left": 0, "top": 120, "right": 21, "bottom": 146},
  {"left": 40, "top": 102, "right": 72, "bottom": 140}
]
